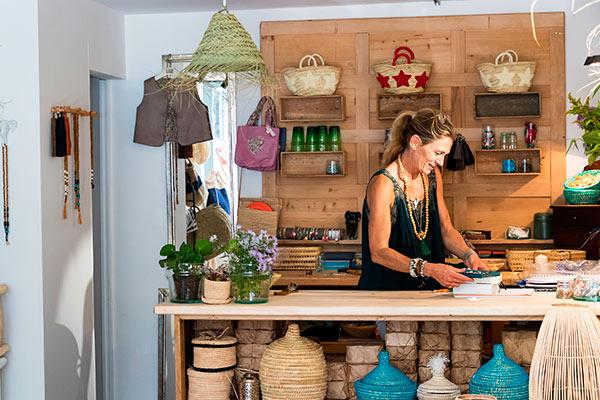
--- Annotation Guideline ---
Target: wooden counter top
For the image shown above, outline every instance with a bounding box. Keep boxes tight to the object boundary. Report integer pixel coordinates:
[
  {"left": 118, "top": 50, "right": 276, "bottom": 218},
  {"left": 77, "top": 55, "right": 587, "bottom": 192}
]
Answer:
[{"left": 154, "top": 291, "right": 591, "bottom": 321}]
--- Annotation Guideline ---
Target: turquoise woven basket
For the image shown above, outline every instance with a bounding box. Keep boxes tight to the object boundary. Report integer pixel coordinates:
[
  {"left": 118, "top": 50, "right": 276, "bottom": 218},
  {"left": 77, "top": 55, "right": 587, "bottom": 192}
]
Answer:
[
  {"left": 354, "top": 350, "right": 417, "bottom": 400},
  {"left": 563, "top": 170, "right": 600, "bottom": 191},
  {"left": 469, "top": 344, "right": 528, "bottom": 400},
  {"left": 564, "top": 187, "right": 600, "bottom": 205}
]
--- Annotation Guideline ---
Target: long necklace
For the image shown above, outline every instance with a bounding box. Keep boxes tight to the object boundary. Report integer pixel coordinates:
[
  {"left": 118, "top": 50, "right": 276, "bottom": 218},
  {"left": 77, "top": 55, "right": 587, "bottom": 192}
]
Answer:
[
  {"left": 2, "top": 142, "right": 8, "bottom": 244},
  {"left": 63, "top": 112, "right": 70, "bottom": 219},
  {"left": 397, "top": 156, "right": 431, "bottom": 257},
  {"left": 89, "top": 112, "right": 95, "bottom": 189},
  {"left": 73, "top": 113, "right": 82, "bottom": 224}
]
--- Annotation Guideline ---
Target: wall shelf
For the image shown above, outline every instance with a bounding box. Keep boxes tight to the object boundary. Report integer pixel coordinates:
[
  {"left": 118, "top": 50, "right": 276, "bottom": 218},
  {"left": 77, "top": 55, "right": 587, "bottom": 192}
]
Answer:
[
  {"left": 377, "top": 93, "right": 442, "bottom": 120},
  {"left": 279, "top": 95, "right": 345, "bottom": 122},
  {"left": 475, "top": 148, "right": 541, "bottom": 175},
  {"left": 280, "top": 151, "right": 346, "bottom": 177},
  {"left": 277, "top": 239, "right": 360, "bottom": 245},
  {"left": 474, "top": 92, "right": 541, "bottom": 119}
]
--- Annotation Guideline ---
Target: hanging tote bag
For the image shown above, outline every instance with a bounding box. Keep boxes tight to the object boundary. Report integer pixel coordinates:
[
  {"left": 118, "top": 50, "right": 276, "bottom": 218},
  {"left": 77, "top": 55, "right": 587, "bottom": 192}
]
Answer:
[{"left": 235, "top": 96, "right": 280, "bottom": 171}]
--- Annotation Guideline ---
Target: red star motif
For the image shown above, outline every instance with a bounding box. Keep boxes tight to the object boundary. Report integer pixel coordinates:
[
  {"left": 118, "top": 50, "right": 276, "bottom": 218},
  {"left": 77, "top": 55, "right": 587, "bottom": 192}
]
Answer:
[
  {"left": 414, "top": 71, "right": 429, "bottom": 89},
  {"left": 376, "top": 73, "right": 391, "bottom": 88},
  {"left": 392, "top": 70, "right": 412, "bottom": 87}
]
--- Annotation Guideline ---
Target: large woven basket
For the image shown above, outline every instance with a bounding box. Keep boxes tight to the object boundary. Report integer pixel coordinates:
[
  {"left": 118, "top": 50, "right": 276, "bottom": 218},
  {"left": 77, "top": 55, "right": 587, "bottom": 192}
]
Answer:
[
  {"left": 476, "top": 50, "right": 536, "bottom": 93},
  {"left": 506, "top": 249, "right": 538, "bottom": 272},
  {"left": 237, "top": 198, "right": 281, "bottom": 236},
  {"left": 187, "top": 367, "right": 234, "bottom": 400},
  {"left": 283, "top": 53, "right": 341, "bottom": 96},
  {"left": 260, "top": 324, "right": 327, "bottom": 400},
  {"left": 273, "top": 246, "right": 321, "bottom": 271},
  {"left": 372, "top": 46, "right": 432, "bottom": 94},
  {"left": 191, "top": 335, "right": 237, "bottom": 370}
]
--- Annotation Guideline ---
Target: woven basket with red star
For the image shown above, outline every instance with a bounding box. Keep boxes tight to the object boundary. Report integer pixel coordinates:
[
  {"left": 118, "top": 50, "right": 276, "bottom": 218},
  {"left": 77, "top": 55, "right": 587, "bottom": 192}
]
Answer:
[{"left": 372, "top": 46, "right": 432, "bottom": 94}]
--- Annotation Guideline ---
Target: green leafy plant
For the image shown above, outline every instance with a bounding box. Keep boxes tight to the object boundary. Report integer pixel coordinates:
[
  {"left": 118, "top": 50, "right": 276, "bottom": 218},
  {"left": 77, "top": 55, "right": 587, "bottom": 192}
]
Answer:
[
  {"left": 159, "top": 239, "right": 213, "bottom": 276},
  {"left": 567, "top": 93, "right": 600, "bottom": 165}
]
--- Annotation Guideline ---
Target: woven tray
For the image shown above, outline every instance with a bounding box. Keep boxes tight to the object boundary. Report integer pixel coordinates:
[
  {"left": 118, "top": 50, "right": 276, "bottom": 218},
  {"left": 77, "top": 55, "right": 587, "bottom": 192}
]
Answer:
[{"left": 274, "top": 246, "right": 321, "bottom": 271}]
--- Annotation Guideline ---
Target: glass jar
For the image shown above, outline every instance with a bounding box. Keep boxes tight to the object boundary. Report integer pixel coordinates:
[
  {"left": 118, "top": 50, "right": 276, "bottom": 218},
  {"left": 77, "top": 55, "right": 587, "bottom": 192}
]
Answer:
[
  {"left": 556, "top": 280, "right": 573, "bottom": 299},
  {"left": 167, "top": 263, "right": 203, "bottom": 303},
  {"left": 481, "top": 125, "right": 496, "bottom": 149},
  {"left": 230, "top": 263, "right": 271, "bottom": 304},
  {"left": 508, "top": 131, "right": 517, "bottom": 149}
]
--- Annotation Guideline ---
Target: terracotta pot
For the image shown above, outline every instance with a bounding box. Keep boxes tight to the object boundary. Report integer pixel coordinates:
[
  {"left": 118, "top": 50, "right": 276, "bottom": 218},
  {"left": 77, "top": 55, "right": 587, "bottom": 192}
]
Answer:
[{"left": 201, "top": 278, "right": 231, "bottom": 304}]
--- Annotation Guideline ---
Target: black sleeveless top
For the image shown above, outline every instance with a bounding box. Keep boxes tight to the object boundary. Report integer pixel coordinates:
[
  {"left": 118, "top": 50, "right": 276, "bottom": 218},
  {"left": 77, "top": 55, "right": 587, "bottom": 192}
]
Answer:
[{"left": 358, "top": 169, "right": 444, "bottom": 291}]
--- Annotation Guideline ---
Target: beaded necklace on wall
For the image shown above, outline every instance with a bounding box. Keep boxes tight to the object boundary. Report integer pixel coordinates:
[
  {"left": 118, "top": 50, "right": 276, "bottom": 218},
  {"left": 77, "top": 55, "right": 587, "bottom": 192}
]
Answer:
[
  {"left": 2, "top": 141, "right": 8, "bottom": 244},
  {"left": 397, "top": 155, "right": 431, "bottom": 257},
  {"left": 73, "top": 113, "right": 82, "bottom": 225}
]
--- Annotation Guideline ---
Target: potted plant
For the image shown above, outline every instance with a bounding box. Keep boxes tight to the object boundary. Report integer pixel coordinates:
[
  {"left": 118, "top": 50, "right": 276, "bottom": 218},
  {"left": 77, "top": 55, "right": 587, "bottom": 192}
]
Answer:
[
  {"left": 200, "top": 254, "right": 232, "bottom": 304},
  {"left": 567, "top": 93, "right": 600, "bottom": 169},
  {"left": 225, "top": 229, "right": 278, "bottom": 304},
  {"left": 159, "top": 239, "right": 213, "bottom": 303}
]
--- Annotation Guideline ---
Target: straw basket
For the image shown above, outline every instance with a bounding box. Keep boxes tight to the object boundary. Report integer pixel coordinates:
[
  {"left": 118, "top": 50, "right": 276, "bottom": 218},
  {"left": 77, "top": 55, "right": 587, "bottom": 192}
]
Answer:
[
  {"left": 273, "top": 246, "right": 321, "bottom": 271},
  {"left": 237, "top": 198, "right": 281, "bottom": 236},
  {"left": 260, "top": 324, "right": 327, "bottom": 400},
  {"left": 283, "top": 53, "right": 341, "bottom": 96},
  {"left": 476, "top": 50, "right": 536, "bottom": 93},
  {"left": 506, "top": 249, "right": 538, "bottom": 272},
  {"left": 192, "top": 335, "right": 237, "bottom": 370},
  {"left": 530, "top": 304, "right": 600, "bottom": 399},
  {"left": 187, "top": 367, "right": 234, "bottom": 400},
  {"left": 569, "top": 249, "right": 587, "bottom": 261},
  {"left": 372, "top": 46, "right": 432, "bottom": 94}
]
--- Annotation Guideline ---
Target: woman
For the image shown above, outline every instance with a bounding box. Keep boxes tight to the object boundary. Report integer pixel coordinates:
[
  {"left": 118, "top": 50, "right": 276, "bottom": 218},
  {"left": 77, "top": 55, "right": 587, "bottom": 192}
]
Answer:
[{"left": 358, "top": 109, "right": 487, "bottom": 291}]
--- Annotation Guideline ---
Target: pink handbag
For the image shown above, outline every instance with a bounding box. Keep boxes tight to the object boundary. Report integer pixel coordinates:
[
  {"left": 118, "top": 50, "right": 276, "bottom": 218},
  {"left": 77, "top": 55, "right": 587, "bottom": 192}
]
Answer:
[{"left": 235, "top": 96, "right": 279, "bottom": 171}]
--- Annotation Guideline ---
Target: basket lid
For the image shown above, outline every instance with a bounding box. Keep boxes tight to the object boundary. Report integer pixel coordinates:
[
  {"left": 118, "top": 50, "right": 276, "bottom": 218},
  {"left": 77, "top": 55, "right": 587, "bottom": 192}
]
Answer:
[
  {"left": 191, "top": 335, "right": 237, "bottom": 347},
  {"left": 357, "top": 350, "right": 417, "bottom": 390},
  {"left": 470, "top": 344, "right": 529, "bottom": 389}
]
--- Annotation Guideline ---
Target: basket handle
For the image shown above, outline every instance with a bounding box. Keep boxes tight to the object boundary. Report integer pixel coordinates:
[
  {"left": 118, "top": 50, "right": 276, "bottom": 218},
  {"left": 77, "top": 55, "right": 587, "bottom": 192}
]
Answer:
[
  {"left": 311, "top": 53, "right": 326, "bottom": 66},
  {"left": 495, "top": 49, "right": 519, "bottom": 65},
  {"left": 298, "top": 54, "right": 317, "bottom": 69},
  {"left": 392, "top": 46, "right": 415, "bottom": 66}
]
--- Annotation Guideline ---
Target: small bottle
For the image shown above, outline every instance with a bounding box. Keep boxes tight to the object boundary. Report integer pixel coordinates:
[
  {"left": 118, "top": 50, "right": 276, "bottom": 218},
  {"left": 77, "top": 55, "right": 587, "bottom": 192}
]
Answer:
[
  {"left": 482, "top": 125, "right": 495, "bottom": 149},
  {"left": 524, "top": 122, "right": 537, "bottom": 148}
]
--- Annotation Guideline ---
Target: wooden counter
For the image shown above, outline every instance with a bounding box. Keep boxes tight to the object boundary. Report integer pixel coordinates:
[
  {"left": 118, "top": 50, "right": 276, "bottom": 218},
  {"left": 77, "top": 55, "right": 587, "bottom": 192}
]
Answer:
[{"left": 155, "top": 291, "right": 592, "bottom": 322}]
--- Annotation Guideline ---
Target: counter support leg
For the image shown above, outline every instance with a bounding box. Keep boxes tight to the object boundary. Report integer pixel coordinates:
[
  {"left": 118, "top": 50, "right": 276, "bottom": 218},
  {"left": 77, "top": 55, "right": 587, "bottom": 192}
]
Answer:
[{"left": 175, "top": 316, "right": 186, "bottom": 400}]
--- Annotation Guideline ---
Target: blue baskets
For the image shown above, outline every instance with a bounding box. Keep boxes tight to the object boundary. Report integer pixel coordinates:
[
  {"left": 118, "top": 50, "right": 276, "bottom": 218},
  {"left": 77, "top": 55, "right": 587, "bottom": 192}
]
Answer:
[
  {"left": 563, "top": 170, "right": 600, "bottom": 204},
  {"left": 469, "top": 344, "right": 528, "bottom": 400},
  {"left": 354, "top": 350, "right": 417, "bottom": 400}
]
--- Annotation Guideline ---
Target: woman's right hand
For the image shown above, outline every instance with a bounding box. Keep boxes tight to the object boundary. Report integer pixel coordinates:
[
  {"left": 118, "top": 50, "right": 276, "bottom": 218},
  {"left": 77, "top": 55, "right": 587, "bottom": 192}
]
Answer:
[{"left": 423, "top": 262, "right": 473, "bottom": 288}]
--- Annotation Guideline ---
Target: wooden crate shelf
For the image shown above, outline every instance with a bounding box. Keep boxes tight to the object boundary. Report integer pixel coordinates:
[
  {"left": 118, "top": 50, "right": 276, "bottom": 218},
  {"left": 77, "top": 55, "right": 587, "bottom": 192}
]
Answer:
[
  {"left": 377, "top": 93, "right": 442, "bottom": 120},
  {"left": 279, "top": 95, "right": 345, "bottom": 122},
  {"left": 475, "top": 148, "right": 541, "bottom": 175},
  {"left": 474, "top": 92, "right": 541, "bottom": 119},
  {"left": 280, "top": 151, "right": 346, "bottom": 177},
  {"left": 278, "top": 239, "right": 360, "bottom": 245}
]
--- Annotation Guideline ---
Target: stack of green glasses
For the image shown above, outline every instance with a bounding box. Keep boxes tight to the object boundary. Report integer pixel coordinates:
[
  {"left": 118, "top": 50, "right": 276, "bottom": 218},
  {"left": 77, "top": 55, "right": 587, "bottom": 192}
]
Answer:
[{"left": 290, "top": 125, "right": 342, "bottom": 152}]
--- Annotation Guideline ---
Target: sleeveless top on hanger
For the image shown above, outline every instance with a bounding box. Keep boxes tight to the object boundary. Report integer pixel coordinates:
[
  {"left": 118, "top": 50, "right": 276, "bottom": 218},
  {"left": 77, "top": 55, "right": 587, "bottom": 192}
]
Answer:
[{"left": 358, "top": 169, "right": 445, "bottom": 291}]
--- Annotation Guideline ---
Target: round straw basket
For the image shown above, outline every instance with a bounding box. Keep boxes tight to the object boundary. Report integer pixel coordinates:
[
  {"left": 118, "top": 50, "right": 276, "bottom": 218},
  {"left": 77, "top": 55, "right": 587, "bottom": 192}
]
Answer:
[
  {"left": 192, "top": 335, "right": 237, "bottom": 370},
  {"left": 259, "top": 323, "right": 327, "bottom": 400},
  {"left": 537, "top": 249, "right": 572, "bottom": 262},
  {"left": 283, "top": 53, "right": 341, "bottom": 96},
  {"left": 187, "top": 367, "right": 234, "bottom": 400},
  {"left": 476, "top": 50, "right": 536, "bottom": 93},
  {"left": 372, "top": 46, "right": 432, "bottom": 94},
  {"left": 506, "top": 249, "right": 538, "bottom": 272}
]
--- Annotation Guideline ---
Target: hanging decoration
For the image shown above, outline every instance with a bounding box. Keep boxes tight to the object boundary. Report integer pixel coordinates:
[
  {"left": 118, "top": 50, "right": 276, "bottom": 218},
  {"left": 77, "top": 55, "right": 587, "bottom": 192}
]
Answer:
[
  {"left": 0, "top": 115, "right": 16, "bottom": 245},
  {"left": 89, "top": 111, "right": 97, "bottom": 189},
  {"left": 177, "top": 0, "right": 272, "bottom": 90}
]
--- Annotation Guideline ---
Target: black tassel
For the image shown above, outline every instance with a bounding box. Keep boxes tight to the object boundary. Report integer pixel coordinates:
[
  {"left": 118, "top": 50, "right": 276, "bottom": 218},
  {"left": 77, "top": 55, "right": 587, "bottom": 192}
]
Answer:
[{"left": 446, "top": 134, "right": 473, "bottom": 171}]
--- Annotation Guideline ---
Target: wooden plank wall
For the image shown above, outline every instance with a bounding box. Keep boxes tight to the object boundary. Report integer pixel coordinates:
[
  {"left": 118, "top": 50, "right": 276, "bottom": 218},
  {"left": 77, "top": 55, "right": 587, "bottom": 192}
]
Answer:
[{"left": 260, "top": 12, "right": 565, "bottom": 239}]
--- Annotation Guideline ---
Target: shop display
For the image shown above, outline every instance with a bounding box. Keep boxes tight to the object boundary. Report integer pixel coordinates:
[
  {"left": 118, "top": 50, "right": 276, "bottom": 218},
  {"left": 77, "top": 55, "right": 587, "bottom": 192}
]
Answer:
[
  {"left": 530, "top": 304, "right": 600, "bottom": 399},
  {"left": 260, "top": 324, "right": 327, "bottom": 400},
  {"left": 354, "top": 350, "right": 417, "bottom": 400},
  {"left": 283, "top": 53, "right": 341, "bottom": 96},
  {"left": 476, "top": 50, "right": 536, "bottom": 93},
  {"left": 372, "top": 46, "right": 432, "bottom": 94}
]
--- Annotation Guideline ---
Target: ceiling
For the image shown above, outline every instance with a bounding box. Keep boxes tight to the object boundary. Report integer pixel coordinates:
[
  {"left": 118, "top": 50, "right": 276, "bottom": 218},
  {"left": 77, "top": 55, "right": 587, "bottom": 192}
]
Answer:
[{"left": 94, "top": 0, "right": 444, "bottom": 14}]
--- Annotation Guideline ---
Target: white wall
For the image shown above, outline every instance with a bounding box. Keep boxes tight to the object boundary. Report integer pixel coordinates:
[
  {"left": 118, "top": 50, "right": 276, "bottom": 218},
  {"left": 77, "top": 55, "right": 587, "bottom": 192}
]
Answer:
[
  {"left": 0, "top": 0, "right": 124, "bottom": 399},
  {"left": 107, "top": 2, "right": 599, "bottom": 400}
]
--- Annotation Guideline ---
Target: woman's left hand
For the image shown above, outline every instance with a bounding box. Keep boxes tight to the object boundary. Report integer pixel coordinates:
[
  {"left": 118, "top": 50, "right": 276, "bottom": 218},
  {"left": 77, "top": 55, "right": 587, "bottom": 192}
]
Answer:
[{"left": 465, "top": 254, "right": 488, "bottom": 271}]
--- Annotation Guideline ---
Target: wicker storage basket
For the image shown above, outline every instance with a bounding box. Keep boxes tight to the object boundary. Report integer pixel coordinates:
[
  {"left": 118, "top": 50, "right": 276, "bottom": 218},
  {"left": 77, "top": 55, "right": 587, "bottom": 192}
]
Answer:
[
  {"left": 187, "top": 367, "right": 234, "bottom": 400},
  {"left": 537, "top": 249, "right": 572, "bottom": 263},
  {"left": 237, "top": 198, "right": 281, "bottom": 236},
  {"left": 283, "top": 53, "right": 341, "bottom": 96},
  {"left": 273, "top": 246, "right": 321, "bottom": 271},
  {"left": 192, "top": 335, "right": 237, "bottom": 370},
  {"left": 506, "top": 249, "right": 538, "bottom": 272},
  {"left": 372, "top": 46, "right": 432, "bottom": 94},
  {"left": 260, "top": 324, "right": 327, "bottom": 400},
  {"left": 476, "top": 50, "right": 536, "bottom": 93},
  {"left": 569, "top": 249, "right": 587, "bottom": 261}
]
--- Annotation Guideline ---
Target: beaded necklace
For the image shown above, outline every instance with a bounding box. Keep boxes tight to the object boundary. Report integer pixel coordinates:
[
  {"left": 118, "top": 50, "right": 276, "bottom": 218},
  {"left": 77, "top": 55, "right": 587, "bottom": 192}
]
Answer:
[
  {"left": 397, "top": 155, "right": 431, "bottom": 257},
  {"left": 73, "top": 113, "right": 82, "bottom": 224},
  {"left": 2, "top": 142, "right": 8, "bottom": 244}
]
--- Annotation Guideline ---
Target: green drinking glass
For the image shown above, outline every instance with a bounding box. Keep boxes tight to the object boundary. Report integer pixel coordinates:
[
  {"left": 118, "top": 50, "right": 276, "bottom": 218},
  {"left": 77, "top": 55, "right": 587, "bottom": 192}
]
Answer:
[
  {"left": 306, "top": 126, "right": 318, "bottom": 152},
  {"left": 291, "top": 126, "right": 305, "bottom": 152},
  {"left": 329, "top": 126, "right": 341, "bottom": 151},
  {"left": 317, "top": 125, "right": 329, "bottom": 151}
]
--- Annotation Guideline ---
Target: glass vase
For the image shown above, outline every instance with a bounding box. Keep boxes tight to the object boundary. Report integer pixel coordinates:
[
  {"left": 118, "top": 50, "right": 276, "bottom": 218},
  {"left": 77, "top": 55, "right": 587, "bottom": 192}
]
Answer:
[
  {"left": 230, "top": 264, "right": 271, "bottom": 304},
  {"left": 166, "top": 263, "right": 203, "bottom": 303}
]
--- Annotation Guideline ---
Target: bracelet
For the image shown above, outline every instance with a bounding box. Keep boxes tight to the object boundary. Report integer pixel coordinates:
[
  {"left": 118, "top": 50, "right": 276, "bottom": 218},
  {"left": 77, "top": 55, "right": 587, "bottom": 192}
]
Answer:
[{"left": 410, "top": 258, "right": 426, "bottom": 278}]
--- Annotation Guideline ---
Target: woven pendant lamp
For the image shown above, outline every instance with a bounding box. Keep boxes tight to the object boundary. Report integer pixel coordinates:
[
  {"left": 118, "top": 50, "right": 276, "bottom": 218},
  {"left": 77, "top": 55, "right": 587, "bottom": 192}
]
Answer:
[
  {"left": 529, "top": 303, "right": 600, "bottom": 399},
  {"left": 180, "top": 0, "right": 271, "bottom": 88}
]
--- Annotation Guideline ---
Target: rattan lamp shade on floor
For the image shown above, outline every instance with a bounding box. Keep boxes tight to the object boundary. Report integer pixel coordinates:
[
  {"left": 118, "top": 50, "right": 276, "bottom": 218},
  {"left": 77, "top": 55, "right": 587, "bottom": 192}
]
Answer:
[
  {"left": 259, "top": 324, "right": 327, "bottom": 400},
  {"left": 529, "top": 303, "right": 600, "bottom": 399}
]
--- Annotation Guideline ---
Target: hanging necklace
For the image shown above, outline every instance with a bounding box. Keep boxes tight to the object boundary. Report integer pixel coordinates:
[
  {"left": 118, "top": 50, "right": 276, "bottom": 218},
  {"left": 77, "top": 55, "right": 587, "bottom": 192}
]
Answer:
[
  {"left": 2, "top": 140, "right": 8, "bottom": 244},
  {"left": 62, "top": 112, "right": 70, "bottom": 219},
  {"left": 89, "top": 111, "right": 95, "bottom": 190},
  {"left": 397, "top": 155, "right": 430, "bottom": 257},
  {"left": 73, "top": 112, "right": 82, "bottom": 224}
]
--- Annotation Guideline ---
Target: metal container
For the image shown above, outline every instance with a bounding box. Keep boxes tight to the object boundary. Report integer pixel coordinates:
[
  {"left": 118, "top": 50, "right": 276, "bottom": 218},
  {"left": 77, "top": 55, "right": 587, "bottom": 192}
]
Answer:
[
  {"left": 533, "top": 212, "right": 552, "bottom": 239},
  {"left": 238, "top": 372, "right": 260, "bottom": 400}
]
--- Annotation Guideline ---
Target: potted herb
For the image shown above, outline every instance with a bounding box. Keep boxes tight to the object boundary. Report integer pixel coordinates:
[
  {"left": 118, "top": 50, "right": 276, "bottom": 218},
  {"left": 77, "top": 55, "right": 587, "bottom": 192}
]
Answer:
[
  {"left": 567, "top": 93, "right": 600, "bottom": 168},
  {"left": 225, "top": 229, "right": 278, "bottom": 304},
  {"left": 159, "top": 239, "right": 213, "bottom": 303},
  {"left": 200, "top": 254, "right": 232, "bottom": 304}
]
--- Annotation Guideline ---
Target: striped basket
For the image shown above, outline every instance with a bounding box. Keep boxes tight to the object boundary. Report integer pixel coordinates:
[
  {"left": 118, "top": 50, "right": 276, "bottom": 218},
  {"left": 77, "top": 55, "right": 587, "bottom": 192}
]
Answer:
[
  {"left": 187, "top": 368, "right": 234, "bottom": 400},
  {"left": 274, "top": 246, "right": 321, "bottom": 271},
  {"left": 191, "top": 335, "right": 237, "bottom": 370},
  {"left": 372, "top": 46, "right": 432, "bottom": 94}
]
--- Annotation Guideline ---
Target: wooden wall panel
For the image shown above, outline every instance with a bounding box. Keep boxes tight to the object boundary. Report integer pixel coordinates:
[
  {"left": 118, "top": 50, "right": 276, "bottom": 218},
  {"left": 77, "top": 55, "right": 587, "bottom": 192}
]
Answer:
[{"left": 261, "top": 12, "right": 565, "bottom": 239}]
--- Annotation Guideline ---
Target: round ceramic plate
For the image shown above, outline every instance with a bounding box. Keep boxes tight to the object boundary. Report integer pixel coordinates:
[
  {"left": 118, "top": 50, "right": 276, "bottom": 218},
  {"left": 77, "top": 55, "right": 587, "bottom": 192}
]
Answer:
[{"left": 462, "top": 269, "right": 501, "bottom": 278}]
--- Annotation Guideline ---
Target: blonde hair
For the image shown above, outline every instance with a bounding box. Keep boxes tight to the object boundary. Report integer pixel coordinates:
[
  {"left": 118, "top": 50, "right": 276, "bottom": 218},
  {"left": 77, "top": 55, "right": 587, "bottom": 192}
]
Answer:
[{"left": 381, "top": 108, "right": 455, "bottom": 167}]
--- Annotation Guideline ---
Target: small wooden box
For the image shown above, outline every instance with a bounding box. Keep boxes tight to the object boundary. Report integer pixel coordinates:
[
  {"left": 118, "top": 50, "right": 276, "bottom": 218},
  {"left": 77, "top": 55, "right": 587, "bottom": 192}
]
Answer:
[
  {"left": 377, "top": 93, "right": 442, "bottom": 120},
  {"left": 474, "top": 92, "right": 541, "bottom": 119},
  {"left": 280, "top": 151, "right": 345, "bottom": 177},
  {"left": 475, "top": 148, "right": 541, "bottom": 176},
  {"left": 279, "top": 95, "right": 345, "bottom": 122}
]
